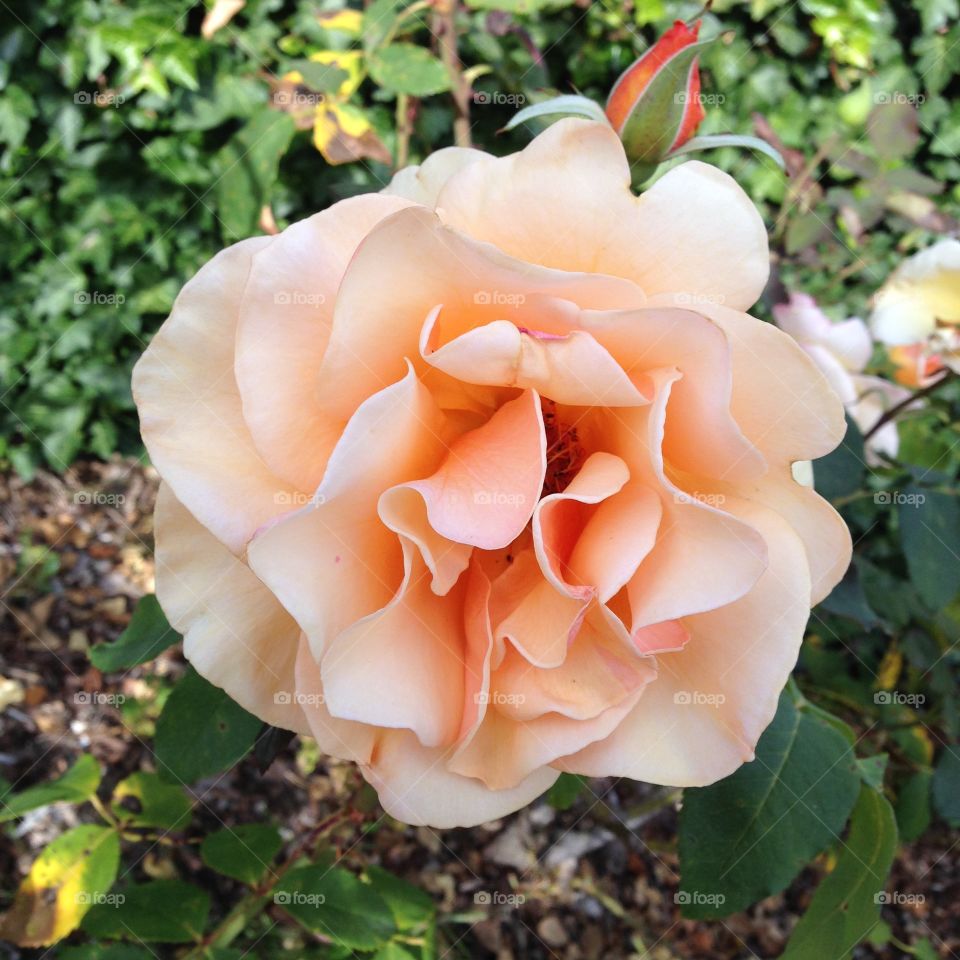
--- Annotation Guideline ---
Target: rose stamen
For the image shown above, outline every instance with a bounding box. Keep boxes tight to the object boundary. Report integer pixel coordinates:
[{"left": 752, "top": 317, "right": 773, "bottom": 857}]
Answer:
[{"left": 541, "top": 399, "right": 586, "bottom": 498}]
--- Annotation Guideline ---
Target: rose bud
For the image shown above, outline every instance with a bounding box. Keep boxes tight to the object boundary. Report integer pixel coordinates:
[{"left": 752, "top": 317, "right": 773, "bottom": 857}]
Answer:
[{"left": 606, "top": 20, "right": 708, "bottom": 175}]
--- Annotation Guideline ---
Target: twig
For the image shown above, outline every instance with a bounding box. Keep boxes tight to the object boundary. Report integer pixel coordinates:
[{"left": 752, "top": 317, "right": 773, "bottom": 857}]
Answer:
[
  {"left": 863, "top": 369, "right": 954, "bottom": 441},
  {"left": 434, "top": 0, "right": 471, "bottom": 147}
]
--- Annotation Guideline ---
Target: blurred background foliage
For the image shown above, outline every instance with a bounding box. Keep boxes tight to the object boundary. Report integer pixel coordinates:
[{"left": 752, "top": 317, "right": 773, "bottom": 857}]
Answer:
[{"left": 1, "top": 0, "right": 959, "bottom": 475}]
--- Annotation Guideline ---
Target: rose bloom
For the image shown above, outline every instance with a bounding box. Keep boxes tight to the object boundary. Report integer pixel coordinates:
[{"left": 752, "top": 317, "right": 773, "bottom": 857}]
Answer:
[
  {"left": 134, "top": 120, "right": 850, "bottom": 827},
  {"left": 773, "top": 291, "right": 910, "bottom": 462},
  {"left": 871, "top": 239, "right": 960, "bottom": 387}
]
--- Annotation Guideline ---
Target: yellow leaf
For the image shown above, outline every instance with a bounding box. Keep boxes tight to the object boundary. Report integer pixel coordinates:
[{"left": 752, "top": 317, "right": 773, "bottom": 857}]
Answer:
[
  {"left": 317, "top": 8, "right": 364, "bottom": 36},
  {"left": 875, "top": 647, "right": 903, "bottom": 692},
  {"left": 309, "top": 50, "right": 365, "bottom": 99},
  {"left": 0, "top": 825, "right": 120, "bottom": 947},
  {"left": 312, "top": 102, "right": 391, "bottom": 166}
]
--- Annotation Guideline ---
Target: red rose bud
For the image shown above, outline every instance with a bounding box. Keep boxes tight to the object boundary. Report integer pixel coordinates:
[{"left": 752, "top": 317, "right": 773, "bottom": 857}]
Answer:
[{"left": 606, "top": 20, "right": 709, "bottom": 171}]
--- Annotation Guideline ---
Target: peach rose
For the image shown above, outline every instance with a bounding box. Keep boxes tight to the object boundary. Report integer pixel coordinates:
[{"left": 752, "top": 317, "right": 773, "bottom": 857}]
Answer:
[{"left": 134, "top": 120, "right": 850, "bottom": 827}]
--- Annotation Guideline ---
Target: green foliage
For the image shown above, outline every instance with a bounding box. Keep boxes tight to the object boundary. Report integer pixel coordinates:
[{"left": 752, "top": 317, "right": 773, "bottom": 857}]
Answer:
[
  {"left": 82, "top": 880, "right": 211, "bottom": 943},
  {"left": 154, "top": 667, "right": 263, "bottom": 784},
  {"left": 89, "top": 594, "right": 181, "bottom": 671},
  {"left": 110, "top": 772, "right": 193, "bottom": 830},
  {"left": 0, "top": 754, "right": 100, "bottom": 823},
  {"left": 678, "top": 689, "right": 861, "bottom": 918},
  {"left": 781, "top": 786, "right": 898, "bottom": 959},
  {"left": 201, "top": 824, "right": 284, "bottom": 886}
]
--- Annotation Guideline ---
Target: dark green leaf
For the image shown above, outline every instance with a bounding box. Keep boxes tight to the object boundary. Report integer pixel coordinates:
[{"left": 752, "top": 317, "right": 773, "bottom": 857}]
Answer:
[
  {"left": 678, "top": 692, "right": 860, "bottom": 918},
  {"left": 201, "top": 824, "right": 283, "bottom": 886},
  {"left": 932, "top": 745, "right": 960, "bottom": 825},
  {"left": 276, "top": 864, "right": 395, "bottom": 949},
  {"left": 82, "top": 880, "right": 210, "bottom": 944},
  {"left": 89, "top": 595, "right": 181, "bottom": 671},
  {"left": 895, "top": 770, "right": 932, "bottom": 841},
  {"left": 546, "top": 773, "right": 587, "bottom": 811},
  {"left": 813, "top": 415, "right": 865, "bottom": 502},
  {"left": 215, "top": 110, "right": 296, "bottom": 240},
  {"left": 900, "top": 487, "right": 960, "bottom": 608},
  {"left": 154, "top": 669, "right": 262, "bottom": 785}
]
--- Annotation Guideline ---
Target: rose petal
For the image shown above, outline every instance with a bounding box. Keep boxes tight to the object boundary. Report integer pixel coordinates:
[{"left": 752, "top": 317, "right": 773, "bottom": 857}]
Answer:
[
  {"left": 556, "top": 498, "right": 810, "bottom": 786},
  {"left": 235, "top": 194, "right": 415, "bottom": 492},
  {"left": 247, "top": 364, "right": 447, "bottom": 659},
  {"left": 154, "top": 484, "right": 307, "bottom": 734},
  {"left": 133, "top": 237, "right": 297, "bottom": 554},
  {"left": 436, "top": 118, "right": 769, "bottom": 310},
  {"left": 382, "top": 146, "right": 488, "bottom": 206}
]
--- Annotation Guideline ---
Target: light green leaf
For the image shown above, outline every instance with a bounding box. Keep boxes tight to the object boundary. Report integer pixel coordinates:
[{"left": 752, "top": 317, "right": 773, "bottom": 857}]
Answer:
[
  {"left": 0, "top": 755, "right": 100, "bottom": 823},
  {"left": 502, "top": 94, "right": 608, "bottom": 132},
  {"left": 368, "top": 44, "right": 450, "bottom": 96},
  {"left": 781, "top": 787, "right": 897, "bottom": 960},
  {"left": 110, "top": 772, "right": 193, "bottom": 831},
  {"left": 668, "top": 133, "right": 785, "bottom": 168},
  {"left": 365, "top": 866, "right": 435, "bottom": 931}
]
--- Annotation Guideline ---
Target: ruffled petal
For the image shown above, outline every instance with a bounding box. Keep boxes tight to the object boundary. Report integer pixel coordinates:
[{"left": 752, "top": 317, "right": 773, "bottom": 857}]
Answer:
[
  {"left": 154, "top": 484, "right": 307, "bottom": 734},
  {"left": 436, "top": 118, "right": 769, "bottom": 310},
  {"left": 557, "top": 499, "right": 810, "bottom": 786},
  {"left": 133, "top": 237, "right": 298, "bottom": 554},
  {"left": 382, "top": 146, "right": 489, "bottom": 206},
  {"left": 235, "top": 194, "right": 414, "bottom": 492},
  {"left": 247, "top": 365, "right": 447, "bottom": 659}
]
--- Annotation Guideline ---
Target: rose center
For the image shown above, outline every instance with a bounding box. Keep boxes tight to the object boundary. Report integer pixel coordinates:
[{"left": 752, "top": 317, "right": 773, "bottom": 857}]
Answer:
[{"left": 541, "top": 399, "right": 587, "bottom": 499}]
